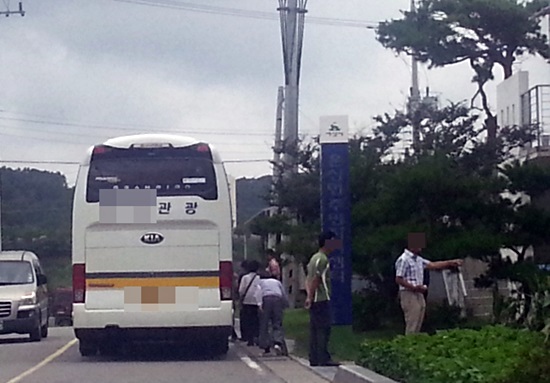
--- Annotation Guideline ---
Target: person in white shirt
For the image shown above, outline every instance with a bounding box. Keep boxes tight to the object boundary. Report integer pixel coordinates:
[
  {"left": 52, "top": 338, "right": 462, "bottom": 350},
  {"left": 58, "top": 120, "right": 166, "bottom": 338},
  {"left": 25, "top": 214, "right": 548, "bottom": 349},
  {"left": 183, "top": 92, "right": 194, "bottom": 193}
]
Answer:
[
  {"left": 255, "top": 271, "right": 289, "bottom": 356},
  {"left": 238, "top": 260, "right": 261, "bottom": 346}
]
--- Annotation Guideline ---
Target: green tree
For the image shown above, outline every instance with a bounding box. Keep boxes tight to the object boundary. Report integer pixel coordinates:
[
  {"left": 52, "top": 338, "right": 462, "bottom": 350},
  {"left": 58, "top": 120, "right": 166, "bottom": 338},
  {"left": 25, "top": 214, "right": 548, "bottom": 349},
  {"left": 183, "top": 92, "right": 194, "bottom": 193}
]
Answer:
[
  {"left": 351, "top": 102, "right": 550, "bottom": 323},
  {"left": 377, "top": 0, "right": 550, "bottom": 139},
  {"left": 1, "top": 167, "right": 72, "bottom": 259},
  {"left": 249, "top": 139, "right": 321, "bottom": 263}
]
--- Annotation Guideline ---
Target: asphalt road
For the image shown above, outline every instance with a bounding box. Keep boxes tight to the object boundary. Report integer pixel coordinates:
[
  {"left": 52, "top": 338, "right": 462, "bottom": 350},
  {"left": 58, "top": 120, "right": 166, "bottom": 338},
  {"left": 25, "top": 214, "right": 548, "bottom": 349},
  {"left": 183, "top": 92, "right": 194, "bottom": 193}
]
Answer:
[{"left": 0, "top": 327, "right": 324, "bottom": 383}]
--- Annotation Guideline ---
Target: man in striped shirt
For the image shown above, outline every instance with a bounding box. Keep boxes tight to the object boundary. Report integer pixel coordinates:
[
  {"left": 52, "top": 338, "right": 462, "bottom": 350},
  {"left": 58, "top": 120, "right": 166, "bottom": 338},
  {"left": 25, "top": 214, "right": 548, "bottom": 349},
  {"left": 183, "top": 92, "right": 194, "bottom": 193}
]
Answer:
[{"left": 395, "top": 233, "right": 462, "bottom": 334}]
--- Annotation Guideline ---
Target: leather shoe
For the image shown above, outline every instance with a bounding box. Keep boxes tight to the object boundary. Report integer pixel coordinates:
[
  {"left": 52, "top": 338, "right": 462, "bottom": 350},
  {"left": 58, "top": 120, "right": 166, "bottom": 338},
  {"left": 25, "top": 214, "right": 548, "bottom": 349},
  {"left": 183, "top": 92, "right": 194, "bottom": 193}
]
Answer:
[{"left": 320, "top": 361, "right": 340, "bottom": 367}]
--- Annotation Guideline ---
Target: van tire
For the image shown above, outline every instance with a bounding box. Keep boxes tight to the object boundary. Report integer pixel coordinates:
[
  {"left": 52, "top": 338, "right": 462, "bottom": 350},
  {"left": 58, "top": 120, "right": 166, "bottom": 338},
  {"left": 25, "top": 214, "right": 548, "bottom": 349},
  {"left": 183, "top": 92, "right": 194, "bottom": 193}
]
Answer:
[
  {"left": 41, "top": 322, "right": 48, "bottom": 338},
  {"left": 79, "top": 340, "right": 97, "bottom": 357},
  {"left": 29, "top": 318, "right": 42, "bottom": 342}
]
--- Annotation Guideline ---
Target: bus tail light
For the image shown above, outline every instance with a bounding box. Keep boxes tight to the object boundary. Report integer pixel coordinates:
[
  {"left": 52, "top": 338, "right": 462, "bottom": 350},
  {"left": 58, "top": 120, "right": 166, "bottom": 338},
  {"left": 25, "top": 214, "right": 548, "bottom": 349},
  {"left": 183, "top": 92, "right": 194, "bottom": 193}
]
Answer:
[
  {"left": 73, "top": 263, "right": 86, "bottom": 303},
  {"left": 195, "top": 144, "right": 210, "bottom": 153},
  {"left": 219, "top": 261, "right": 233, "bottom": 301}
]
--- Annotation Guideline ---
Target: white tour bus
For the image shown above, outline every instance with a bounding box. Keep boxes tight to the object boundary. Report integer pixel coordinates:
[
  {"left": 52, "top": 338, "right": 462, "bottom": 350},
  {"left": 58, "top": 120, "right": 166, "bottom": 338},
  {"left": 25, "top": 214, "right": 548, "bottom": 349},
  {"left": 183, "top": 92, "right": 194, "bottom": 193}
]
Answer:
[{"left": 72, "top": 134, "right": 234, "bottom": 356}]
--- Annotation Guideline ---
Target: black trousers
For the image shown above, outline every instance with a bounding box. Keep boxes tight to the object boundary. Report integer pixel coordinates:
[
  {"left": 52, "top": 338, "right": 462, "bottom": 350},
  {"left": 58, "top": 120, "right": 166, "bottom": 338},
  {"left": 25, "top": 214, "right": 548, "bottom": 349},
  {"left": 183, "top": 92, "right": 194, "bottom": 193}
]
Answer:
[
  {"left": 309, "top": 300, "right": 332, "bottom": 365},
  {"left": 240, "top": 304, "right": 260, "bottom": 343}
]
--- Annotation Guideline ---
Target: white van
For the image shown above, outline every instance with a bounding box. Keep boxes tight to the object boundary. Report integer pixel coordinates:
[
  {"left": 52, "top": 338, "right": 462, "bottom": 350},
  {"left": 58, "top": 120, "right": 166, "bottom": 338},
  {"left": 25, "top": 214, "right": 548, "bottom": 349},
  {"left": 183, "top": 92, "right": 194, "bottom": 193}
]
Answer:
[
  {"left": 0, "top": 251, "right": 49, "bottom": 341},
  {"left": 72, "top": 134, "right": 234, "bottom": 356}
]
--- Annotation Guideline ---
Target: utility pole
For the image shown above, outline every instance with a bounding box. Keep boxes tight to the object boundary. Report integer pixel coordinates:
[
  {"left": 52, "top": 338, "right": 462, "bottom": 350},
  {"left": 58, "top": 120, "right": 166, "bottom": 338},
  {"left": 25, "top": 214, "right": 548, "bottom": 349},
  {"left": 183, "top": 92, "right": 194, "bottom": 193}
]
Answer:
[
  {"left": 0, "top": 1, "right": 25, "bottom": 17},
  {"left": 271, "top": 84, "right": 284, "bottom": 222},
  {"left": 272, "top": 86, "right": 284, "bottom": 191},
  {"left": 531, "top": 2, "right": 550, "bottom": 62},
  {"left": 277, "top": 0, "right": 307, "bottom": 171},
  {"left": 408, "top": 0, "right": 421, "bottom": 152},
  {"left": 0, "top": 2, "right": 25, "bottom": 252}
]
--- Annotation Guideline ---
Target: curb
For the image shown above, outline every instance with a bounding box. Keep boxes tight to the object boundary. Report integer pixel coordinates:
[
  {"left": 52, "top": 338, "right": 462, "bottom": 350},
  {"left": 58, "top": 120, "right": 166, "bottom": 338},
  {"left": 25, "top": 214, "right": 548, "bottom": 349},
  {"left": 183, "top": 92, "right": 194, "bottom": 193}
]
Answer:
[
  {"left": 288, "top": 354, "right": 337, "bottom": 382},
  {"left": 332, "top": 365, "right": 399, "bottom": 383},
  {"left": 284, "top": 339, "right": 398, "bottom": 383}
]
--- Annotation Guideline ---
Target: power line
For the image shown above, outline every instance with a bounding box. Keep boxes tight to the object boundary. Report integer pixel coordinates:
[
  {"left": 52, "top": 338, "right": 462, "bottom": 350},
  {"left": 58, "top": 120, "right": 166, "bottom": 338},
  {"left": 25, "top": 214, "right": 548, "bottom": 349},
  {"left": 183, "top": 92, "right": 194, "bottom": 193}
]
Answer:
[
  {"left": 0, "top": 115, "right": 276, "bottom": 137},
  {"left": 224, "top": 158, "right": 270, "bottom": 163},
  {"left": 0, "top": 160, "right": 79, "bottom": 165},
  {"left": 0, "top": 158, "right": 271, "bottom": 165},
  {"left": 0, "top": 0, "right": 24, "bottom": 16},
  {"left": 114, "top": 0, "right": 378, "bottom": 28}
]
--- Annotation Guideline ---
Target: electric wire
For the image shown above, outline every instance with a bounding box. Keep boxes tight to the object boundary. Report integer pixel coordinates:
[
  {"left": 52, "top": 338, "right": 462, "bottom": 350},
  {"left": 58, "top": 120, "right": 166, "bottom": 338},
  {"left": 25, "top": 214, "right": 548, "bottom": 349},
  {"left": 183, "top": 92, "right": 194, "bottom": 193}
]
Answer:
[
  {"left": 114, "top": 0, "right": 379, "bottom": 29},
  {"left": 0, "top": 115, "right": 276, "bottom": 138}
]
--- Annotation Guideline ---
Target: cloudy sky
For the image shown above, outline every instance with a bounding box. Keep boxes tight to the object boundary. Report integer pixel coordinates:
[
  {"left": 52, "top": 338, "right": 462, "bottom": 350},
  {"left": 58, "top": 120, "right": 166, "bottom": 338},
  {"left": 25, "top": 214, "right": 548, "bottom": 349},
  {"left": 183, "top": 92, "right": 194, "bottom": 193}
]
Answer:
[{"left": 0, "top": 0, "right": 548, "bottom": 184}]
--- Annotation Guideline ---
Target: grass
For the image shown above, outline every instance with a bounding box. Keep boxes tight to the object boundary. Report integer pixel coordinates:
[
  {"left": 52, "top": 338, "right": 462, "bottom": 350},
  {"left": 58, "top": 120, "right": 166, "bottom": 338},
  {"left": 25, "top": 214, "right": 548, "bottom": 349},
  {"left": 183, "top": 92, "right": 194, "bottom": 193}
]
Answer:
[{"left": 283, "top": 308, "right": 400, "bottom": 362}]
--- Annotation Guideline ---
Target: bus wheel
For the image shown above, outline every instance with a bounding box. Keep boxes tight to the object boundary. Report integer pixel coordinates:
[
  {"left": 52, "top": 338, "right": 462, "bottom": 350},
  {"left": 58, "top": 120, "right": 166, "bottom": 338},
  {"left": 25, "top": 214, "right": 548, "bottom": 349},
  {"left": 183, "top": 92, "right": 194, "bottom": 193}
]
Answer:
[
  {"left": 99, "top": 342, "right": 118, "bottom": 356},
  {"left": 211, "top": 338, "right": 228, "bottom": 357},
  {"left": 79, "top": 340, "right": 97, "bottom": 357}
]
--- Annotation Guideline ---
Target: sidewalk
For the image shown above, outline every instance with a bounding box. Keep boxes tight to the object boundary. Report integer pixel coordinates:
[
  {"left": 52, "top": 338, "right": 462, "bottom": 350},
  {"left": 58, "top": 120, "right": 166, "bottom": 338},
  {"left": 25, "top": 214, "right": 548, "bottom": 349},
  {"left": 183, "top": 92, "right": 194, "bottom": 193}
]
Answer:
[
  {"left": 233, "top": 319, "right": 399, "bottom": 383},
  {"left": 234, "top": 338, "right": 337, "bottom": 383},
  {"left": 233, "top": 318, "right": 338, "bottom": 382}
]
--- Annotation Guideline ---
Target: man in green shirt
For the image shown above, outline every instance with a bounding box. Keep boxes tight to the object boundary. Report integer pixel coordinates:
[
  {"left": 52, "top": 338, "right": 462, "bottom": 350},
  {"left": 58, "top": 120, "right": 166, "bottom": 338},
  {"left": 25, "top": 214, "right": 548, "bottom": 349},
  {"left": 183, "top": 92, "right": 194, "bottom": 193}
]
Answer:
[{"left": 305, "top": 231, "right": 339, "bottom": 367}]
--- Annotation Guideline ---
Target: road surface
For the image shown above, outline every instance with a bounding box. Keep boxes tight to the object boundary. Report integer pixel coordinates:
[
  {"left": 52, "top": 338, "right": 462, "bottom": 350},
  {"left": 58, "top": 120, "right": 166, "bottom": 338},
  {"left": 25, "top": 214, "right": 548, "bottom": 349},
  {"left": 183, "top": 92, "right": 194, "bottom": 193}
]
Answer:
[{"left": 0, "top": 327, "right": 327, "bottom": 383}]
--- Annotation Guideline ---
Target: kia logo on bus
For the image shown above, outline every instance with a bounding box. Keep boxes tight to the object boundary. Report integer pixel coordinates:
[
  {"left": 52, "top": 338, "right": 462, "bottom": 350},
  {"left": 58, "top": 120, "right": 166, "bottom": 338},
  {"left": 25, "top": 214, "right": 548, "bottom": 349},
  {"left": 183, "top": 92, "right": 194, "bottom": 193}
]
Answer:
[{"left": 141, "top": 232, "right": 164, "bottom": 245}]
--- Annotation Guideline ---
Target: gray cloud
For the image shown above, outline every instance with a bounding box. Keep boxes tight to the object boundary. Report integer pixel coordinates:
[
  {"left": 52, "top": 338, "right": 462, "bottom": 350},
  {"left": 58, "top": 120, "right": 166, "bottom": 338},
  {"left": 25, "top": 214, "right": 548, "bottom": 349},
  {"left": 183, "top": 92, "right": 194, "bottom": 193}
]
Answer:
[{"left": 0, "top": 0, "right": 546, "bottom": 184}]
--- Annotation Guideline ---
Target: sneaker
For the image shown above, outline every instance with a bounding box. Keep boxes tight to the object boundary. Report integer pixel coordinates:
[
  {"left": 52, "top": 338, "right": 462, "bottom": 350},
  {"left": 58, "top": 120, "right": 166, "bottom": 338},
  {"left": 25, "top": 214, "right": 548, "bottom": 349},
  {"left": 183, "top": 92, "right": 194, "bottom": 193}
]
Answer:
[{"left": 273, "top": 344, "right": 282, "bottom": 356}]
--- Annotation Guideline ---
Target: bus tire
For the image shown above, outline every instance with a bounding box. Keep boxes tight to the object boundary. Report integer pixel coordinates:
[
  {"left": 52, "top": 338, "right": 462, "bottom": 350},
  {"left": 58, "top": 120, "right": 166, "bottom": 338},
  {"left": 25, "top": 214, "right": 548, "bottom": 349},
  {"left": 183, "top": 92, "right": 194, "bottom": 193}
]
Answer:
[
  {"left": 211, "top": 337, "right": 228, "bottom": 356},
  {"left": 99, "top": 342, "right": 118, "bottom": 356},
  {"left": 79, "top": 340, "right": 97, "bottom": 357}
]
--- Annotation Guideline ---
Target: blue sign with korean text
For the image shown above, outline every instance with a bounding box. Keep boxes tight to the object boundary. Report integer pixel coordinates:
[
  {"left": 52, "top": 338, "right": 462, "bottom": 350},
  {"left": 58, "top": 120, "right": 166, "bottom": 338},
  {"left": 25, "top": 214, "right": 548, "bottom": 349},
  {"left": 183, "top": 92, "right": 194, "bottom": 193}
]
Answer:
[{"left": 320, "top": 142, "right": 352, "bottom": 326}]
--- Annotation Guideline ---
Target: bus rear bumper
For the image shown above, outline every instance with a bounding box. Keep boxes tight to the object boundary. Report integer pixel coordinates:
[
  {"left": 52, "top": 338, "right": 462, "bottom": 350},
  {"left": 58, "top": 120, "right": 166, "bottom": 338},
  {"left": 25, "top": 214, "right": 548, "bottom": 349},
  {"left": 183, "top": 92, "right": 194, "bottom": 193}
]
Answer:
[
  {"left": 74, "top": 325, "right": 232, "bottom": 343},
  {"left": 72, "top": 303, "right": 233, "bottom": 334}
]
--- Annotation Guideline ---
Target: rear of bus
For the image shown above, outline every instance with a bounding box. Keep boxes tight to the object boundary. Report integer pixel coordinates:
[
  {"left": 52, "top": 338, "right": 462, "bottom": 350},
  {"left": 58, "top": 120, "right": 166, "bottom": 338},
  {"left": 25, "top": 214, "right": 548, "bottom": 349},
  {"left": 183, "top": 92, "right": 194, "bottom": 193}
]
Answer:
[{"left": 72, "top": 134, "right": 233, "bottom": 356}]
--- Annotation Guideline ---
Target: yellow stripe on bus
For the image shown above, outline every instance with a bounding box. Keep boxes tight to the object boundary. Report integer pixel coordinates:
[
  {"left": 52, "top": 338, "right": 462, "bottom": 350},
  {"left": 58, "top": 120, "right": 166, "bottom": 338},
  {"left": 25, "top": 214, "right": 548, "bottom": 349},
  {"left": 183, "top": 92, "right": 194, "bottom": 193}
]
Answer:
[{"left": 86, "top": 276, "right": 219, "bottom": 289}]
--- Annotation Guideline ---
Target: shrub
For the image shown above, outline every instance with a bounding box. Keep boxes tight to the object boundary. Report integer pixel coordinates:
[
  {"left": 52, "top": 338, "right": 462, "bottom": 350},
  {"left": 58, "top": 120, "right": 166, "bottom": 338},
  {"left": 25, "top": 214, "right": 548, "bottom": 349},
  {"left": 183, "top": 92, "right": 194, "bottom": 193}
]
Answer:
[
  {"left": 357, "top": 326, "right": 547, "bottom": 383},
  {"left": 352, "top": 289, "right": 400, "bottom": 331},
  {"left": 353, "top": 291, "right": 386, "bottom": 330},
  {"left": 495, "top": 345, "right": 550, "bottom": 383},
  {"left": 422, "top": 301, "right": 464, "bottom": 333}
]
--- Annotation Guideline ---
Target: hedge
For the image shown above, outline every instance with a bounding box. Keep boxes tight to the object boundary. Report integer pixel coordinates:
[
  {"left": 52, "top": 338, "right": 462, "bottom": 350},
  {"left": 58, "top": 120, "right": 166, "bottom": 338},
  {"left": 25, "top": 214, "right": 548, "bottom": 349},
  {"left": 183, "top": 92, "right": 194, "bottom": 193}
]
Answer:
[{"left": 357, "top": 325, "right": 549, "bottom": 383}]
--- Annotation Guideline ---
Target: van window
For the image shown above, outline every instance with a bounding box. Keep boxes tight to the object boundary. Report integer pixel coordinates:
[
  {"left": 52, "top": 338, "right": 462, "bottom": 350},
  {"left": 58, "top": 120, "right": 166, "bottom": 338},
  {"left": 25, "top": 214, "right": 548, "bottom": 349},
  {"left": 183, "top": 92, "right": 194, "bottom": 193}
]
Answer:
[
  {"left": 86, "top": 145, "right": 218, "bottom": 202},
  {"left": 0, "top": 261, "right": 34, "bottom": 285}
]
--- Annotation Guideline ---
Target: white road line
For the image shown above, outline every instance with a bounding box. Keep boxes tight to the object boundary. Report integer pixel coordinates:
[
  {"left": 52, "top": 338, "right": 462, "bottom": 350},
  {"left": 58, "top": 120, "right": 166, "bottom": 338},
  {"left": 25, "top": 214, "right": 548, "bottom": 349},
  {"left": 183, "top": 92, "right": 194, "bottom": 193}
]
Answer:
[
  {"left": 240, "top": 354, "right": 266, "bottom": 377},
  {"left": 5, "top": 338, "right": 78, "bottom": 383}
]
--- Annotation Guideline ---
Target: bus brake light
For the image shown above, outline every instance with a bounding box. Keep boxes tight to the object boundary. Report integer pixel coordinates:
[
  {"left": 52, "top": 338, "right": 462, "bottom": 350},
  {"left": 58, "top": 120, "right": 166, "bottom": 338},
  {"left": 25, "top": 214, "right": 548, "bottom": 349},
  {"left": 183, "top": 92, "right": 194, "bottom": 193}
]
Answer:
[
  {"left": 219, "top": 261, "right": 233, "bottom": 301},
  {"left": 92, "top": 146, "right": 109, "bottom": 155},
  {"left": 195, "top": 144, "right": 210, "bottom": 153},
  {"left": 73, "top": 263, "right": 86, "bottom": 303}
]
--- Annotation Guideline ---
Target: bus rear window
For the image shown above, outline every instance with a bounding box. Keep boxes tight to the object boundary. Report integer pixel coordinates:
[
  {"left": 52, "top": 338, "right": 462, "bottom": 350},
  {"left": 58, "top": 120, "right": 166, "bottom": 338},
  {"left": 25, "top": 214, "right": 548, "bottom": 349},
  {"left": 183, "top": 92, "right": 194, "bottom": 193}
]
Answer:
[{"left": 86, "top": 145, "right": 218, "bottom": 202}]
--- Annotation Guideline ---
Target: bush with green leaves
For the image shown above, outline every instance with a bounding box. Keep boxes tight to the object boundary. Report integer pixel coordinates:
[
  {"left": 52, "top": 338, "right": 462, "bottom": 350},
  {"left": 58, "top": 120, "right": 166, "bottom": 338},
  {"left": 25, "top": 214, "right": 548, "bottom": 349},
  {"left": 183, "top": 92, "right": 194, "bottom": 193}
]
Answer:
[
  {"left": 352, "top": 290, "right": 400, "bottom": 331},
  {"left": 358, "top": 326, "right": 548, "bottom": 383}
]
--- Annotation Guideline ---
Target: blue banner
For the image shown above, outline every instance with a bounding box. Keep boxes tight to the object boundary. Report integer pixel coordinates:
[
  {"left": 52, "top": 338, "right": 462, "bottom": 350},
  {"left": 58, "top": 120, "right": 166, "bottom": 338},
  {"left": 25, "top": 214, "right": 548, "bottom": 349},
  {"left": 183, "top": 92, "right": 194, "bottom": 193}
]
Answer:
[{"left": 320, "top": 142, "right": 352, "bottom": 326}]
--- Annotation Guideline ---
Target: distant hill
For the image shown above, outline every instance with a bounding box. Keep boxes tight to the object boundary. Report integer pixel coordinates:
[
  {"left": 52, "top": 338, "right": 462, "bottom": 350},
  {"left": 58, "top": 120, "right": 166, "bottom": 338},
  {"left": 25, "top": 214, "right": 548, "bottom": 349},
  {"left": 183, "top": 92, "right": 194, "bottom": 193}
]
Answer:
[
  {"left": 1, "top": 167, "right": 73, "bottom": 258},
  {"left": 236, "top": 175, "right": 271, "bottom": 226}
]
